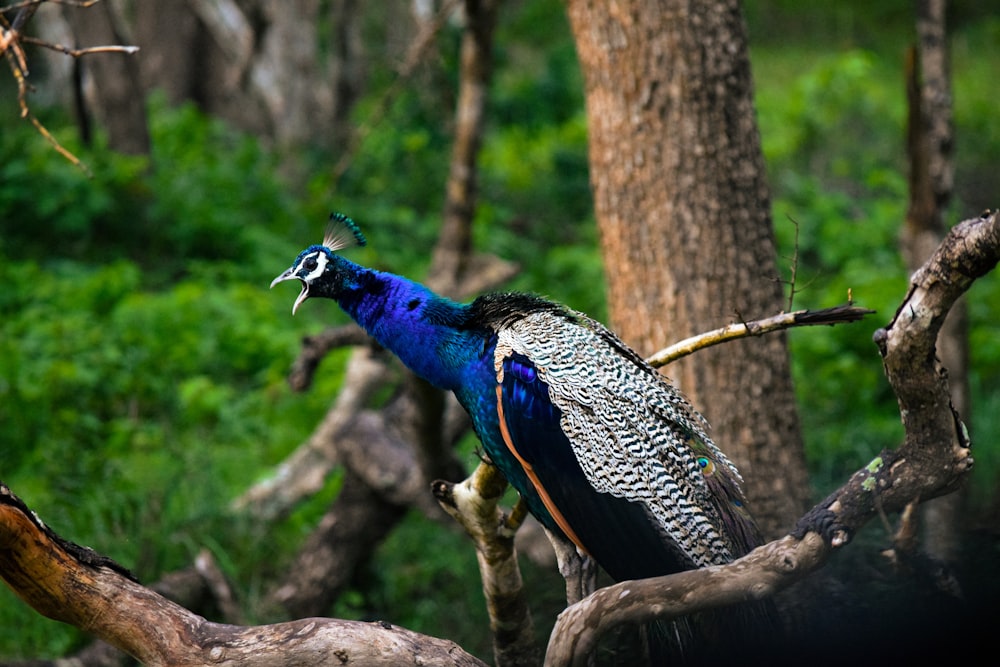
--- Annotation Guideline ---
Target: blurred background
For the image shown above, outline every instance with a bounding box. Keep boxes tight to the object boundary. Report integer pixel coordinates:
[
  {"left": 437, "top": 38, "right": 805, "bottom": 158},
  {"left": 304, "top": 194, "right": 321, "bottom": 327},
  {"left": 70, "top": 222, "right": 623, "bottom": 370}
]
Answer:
[{"left": 1, "top": 0, "right": 998, "bottom": 661}]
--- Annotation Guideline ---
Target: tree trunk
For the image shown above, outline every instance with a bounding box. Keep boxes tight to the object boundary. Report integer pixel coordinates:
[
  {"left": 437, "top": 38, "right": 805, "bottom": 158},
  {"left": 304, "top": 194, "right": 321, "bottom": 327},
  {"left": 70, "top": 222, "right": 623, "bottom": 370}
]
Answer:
[
  {"left": 72, "top": 1, "right": 365, "bottom": 152},
  {"left": 133, "top": 0, "right": 203, "bottom": 107},
  {"left": 67, "top": 0, "right": 150, "bottom": 155},
  {"left": 903, "top": 0, "right": 965, "bottom": 564},
  {"left": 564, "top": 0, "right": 809, "bottom": 538},
  {"left": 429, "top": 0, "right": 499, "bottom": 289}
]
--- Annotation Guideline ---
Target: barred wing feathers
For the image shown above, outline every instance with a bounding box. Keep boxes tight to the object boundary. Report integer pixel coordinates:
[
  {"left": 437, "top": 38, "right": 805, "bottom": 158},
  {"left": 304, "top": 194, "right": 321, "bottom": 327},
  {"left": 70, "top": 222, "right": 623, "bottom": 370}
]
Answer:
[{"left": 492, "top": 306, "right": 754, "bottom": 578}]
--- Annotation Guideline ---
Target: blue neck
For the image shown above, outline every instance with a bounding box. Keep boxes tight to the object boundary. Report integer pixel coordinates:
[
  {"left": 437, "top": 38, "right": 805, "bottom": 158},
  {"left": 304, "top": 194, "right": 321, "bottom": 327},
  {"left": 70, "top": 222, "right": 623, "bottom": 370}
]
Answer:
[{"left": 323, "top": 257, "right": 482, "bottom": 391}]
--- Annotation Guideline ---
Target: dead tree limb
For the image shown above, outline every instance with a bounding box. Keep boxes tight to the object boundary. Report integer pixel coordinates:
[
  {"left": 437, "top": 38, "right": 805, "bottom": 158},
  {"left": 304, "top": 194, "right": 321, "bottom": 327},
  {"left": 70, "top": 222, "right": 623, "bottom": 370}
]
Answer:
[
  {"left": 0, "top": 483, "right": 487, "bottom": 667},
  {"left": 263, "top": 469, "right": 408, "bottom": 619},
  {"left": 433, "top": 463, "right": 539, "bottom": 667},
  {"left": 0, "top": 549, "right": 243, "bottom": 667}
]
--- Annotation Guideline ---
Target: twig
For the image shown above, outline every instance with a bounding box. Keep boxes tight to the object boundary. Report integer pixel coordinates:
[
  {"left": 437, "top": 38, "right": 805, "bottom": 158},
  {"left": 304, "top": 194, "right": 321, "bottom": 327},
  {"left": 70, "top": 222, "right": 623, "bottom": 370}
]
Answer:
[
  {"left": 21, "top": 35, "right": 139, "bottom": 57},
  {"left": 2, "top": 1, "right": 101, "bottom": 10}
]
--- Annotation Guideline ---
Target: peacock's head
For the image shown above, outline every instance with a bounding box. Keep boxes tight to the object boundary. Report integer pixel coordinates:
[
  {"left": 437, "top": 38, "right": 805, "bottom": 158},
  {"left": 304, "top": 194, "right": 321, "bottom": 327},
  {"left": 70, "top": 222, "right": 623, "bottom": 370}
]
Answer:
[{"left": 271, "top": 213, "right": 367, "bottom": 314}]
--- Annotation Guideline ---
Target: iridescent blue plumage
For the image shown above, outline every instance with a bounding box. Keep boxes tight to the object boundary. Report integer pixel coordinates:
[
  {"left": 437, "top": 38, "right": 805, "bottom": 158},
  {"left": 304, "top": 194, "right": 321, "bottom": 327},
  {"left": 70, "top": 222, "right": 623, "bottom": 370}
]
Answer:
[{"left": 272, "top": 216, "right": 772, "bottom": 648}]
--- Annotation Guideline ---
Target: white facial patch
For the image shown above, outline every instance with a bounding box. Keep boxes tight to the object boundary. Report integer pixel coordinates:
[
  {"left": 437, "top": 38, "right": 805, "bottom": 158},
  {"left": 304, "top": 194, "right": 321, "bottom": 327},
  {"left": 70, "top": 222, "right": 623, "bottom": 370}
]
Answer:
[
  {"left": 289, "top": 250, "right": 330, "bottom": 314},
  {"left": 301, "top": 250, "right": 329, "bottom": 283}
]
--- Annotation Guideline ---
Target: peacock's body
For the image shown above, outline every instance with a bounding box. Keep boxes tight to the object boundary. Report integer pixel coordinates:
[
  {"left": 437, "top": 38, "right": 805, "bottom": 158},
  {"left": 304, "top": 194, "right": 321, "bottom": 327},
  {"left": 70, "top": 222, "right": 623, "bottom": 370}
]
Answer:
[{"left": 272, "top": 215, "right": 771, "bottom": 655}]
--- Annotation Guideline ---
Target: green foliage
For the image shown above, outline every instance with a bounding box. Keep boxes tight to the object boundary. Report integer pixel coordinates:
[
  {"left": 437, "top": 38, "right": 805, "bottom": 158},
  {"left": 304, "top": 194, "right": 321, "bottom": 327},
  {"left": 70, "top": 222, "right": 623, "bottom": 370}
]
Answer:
[
  {"left": 478, "top": 114, "right": 601, "bottom": 315},
  {"left": 0, "top": 100, "right": 351, "bottom": 656},
  {"left": 145, "top": 97, "right": 302, "bottom": 267},
  {"left": 950, "top": 14, "right": 1000, "bottom": 214},
  {"left": 755, "top": 22, "right": 1000, "bottom": 496},
  {"left": 757, "top": 49, "right": 906, "bottom": 193},
  {"left": 0, "top": 108, "right": 148, "bottom": 261}
]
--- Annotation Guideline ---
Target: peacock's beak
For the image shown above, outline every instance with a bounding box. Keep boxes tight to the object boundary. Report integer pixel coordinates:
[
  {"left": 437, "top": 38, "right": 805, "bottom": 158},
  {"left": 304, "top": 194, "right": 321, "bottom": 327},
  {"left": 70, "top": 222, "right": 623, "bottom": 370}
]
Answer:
[{"left": 270, "top": 269, "right": 309, "bottom": 315}]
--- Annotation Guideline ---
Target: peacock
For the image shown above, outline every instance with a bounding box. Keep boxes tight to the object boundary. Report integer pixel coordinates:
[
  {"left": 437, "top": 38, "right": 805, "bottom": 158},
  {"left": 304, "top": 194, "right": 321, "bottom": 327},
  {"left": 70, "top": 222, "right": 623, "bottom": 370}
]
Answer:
[{"left": 272, "top": 213, "right": 775, "bottom": 661}]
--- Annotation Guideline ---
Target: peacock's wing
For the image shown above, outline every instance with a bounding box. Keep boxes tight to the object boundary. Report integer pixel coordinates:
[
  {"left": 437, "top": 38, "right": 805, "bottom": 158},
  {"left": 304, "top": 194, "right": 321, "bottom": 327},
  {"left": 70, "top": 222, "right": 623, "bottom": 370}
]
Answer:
[
  {"left": 494, "top": 309, "right": 759, "bottom": 580},
  {"left": 497, "top": 351, "right": 698, "bottom": 580}
]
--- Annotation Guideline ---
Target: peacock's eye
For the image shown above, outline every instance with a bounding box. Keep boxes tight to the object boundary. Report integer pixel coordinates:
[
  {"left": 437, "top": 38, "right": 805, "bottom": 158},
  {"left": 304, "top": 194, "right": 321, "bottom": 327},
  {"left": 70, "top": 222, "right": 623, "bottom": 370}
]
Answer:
[{"left": 303, "top": 256, "right": 318, "bottom": 271}]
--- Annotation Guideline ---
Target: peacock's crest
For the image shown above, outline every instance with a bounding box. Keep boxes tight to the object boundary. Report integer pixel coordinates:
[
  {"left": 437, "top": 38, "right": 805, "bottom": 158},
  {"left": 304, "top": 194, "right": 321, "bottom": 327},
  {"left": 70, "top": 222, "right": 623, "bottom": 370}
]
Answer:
[{"left": 322, "top": 212, "right": 367, "bottom": 252}]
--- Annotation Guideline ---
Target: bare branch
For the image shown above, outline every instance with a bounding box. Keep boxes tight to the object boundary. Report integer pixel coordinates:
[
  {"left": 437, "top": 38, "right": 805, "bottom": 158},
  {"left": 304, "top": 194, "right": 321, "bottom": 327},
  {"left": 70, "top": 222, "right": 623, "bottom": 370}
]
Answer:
[
  {"left": 2, "top": 1, "right": 101, "bottom": 10},
  {"left": 284, "top": 324, "right": 372, "bottom": 392},
  {"left": 26, "top": 113, "right": 93, "bottom": 174},
  {"left": 645, "top": 303, "right": 875, "bottom": 367},
  {"left": 0, "top": 482, "right": 488, "bottom": 667},
  {"left": 21, "top": 34, "right": 138, "bottom": 56},
  {"left": 546, "top": 534, "right": 826, "bottom": 667},
  {"left": 433, "top": 462, "right": 542, "bottom": 667}
]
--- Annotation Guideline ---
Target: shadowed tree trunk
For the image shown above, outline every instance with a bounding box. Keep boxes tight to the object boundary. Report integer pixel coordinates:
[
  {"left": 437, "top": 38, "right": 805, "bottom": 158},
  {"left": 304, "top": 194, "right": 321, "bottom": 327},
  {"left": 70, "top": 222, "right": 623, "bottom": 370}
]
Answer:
[
  {"left": 428, "top": 0, "right": 499, "bottom": 288},
  {"left": 564, "top": 0, "right": 809, "bottom": 539},
  {"left": 67, "top": 0, "right": 149, "bottom": 154},
  {"left": 133, "top": 0, "right": 203, "bottom": 108},
  {"left": 903, "top": 0, "right": 965, "bottom": 565},
  {"left": 62, "top": 1, "right": 366, "bottom": 152}
]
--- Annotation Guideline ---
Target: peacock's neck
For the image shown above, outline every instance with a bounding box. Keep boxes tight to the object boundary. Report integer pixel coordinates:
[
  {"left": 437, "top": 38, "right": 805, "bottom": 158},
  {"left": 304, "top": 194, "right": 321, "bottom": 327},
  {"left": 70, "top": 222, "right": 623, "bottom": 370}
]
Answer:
[{"left": 332, "top": 262, "right": 481, "bottom": 391}]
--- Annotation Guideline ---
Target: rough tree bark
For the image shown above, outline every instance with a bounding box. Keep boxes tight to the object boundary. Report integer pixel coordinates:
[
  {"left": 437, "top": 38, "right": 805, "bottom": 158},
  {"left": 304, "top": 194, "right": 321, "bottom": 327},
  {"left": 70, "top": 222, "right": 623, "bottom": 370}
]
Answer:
[
  {"left": 427, "top": 0, "right": 499, "bottom": 288},
  {"left": 0, "top": 549, "right": 241, "bottom": 667},
  {"left": 564, "top": 0, "right": 809, "bottom": 539}
]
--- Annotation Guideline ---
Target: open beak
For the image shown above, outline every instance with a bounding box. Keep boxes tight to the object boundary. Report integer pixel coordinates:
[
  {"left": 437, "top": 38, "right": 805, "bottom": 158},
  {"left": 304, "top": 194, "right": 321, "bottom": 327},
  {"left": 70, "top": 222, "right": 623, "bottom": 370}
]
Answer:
[{"left": 270, "top": 269, "right": 309, "bottom": 315}]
